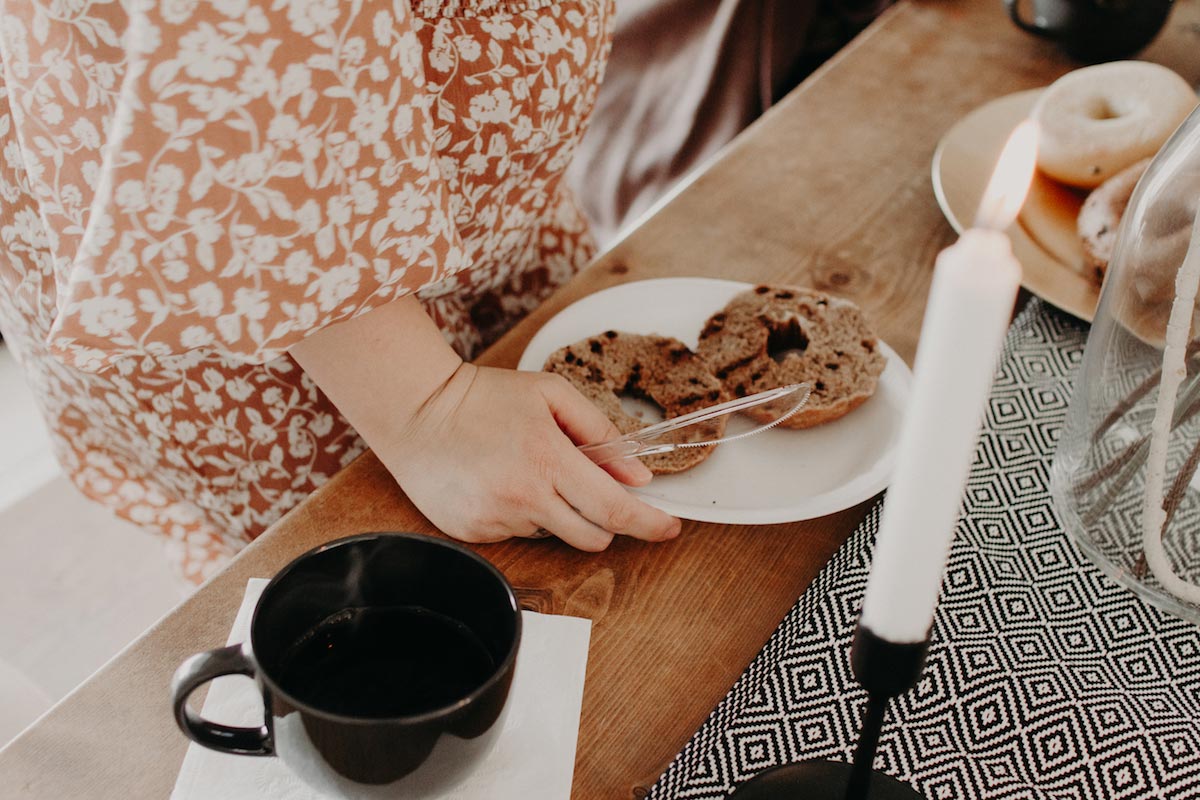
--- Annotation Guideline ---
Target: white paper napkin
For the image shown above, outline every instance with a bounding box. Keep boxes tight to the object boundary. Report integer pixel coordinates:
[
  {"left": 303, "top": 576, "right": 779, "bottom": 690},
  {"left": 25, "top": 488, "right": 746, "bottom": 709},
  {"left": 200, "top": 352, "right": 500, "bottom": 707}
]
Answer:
[{"left": 172, "top": 579, "right": 591, "bottom": 800}]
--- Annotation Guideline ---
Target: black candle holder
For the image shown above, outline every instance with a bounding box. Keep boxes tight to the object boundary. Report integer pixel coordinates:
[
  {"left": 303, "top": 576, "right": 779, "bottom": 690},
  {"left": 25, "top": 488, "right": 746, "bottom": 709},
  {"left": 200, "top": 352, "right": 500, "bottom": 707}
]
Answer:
[{"left": 731, "top": 626, "right": 929, "bottom": 800}]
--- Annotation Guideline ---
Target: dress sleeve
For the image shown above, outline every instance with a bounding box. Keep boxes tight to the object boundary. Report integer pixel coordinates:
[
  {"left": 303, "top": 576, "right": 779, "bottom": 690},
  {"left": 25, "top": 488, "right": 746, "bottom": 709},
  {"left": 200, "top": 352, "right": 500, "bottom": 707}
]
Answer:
[{"left": 47, "top": 0, "right": 468, "bottom": 371}]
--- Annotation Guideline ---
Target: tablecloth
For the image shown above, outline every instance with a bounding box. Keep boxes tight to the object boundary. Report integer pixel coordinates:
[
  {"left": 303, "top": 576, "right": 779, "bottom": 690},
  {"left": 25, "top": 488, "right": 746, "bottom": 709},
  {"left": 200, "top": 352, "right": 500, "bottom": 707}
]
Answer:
[{"left": 649, "top": 300, "right": 1200, "bottom": 800}]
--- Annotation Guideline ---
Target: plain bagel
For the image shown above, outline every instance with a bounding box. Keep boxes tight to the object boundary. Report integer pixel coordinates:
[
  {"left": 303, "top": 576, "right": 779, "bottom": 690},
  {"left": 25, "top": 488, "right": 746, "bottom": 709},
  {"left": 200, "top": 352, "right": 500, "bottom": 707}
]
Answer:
[
  {"left": 1077, "top": 157, "right": 1151, "bottom": 282},
  {"left": 1032, "top": 62, "right": 1196, "bottom": 189}
]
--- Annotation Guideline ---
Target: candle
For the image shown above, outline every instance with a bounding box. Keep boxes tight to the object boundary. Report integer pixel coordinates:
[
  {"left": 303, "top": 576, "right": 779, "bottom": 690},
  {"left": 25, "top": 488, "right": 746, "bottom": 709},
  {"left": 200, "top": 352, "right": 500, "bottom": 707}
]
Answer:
[{"left": 859, "top": 121, "right": 1039, "bottom": 644}]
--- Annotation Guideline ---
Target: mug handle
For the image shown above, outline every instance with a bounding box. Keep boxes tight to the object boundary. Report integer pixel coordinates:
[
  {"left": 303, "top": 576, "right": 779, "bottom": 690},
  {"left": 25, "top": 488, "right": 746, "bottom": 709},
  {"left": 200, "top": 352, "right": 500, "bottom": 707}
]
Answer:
[
  {"left": 171, "top": 643, "right": 274, "bottom": 756},
  {"left": 1005, "top": 0, "right": 1059, "bottom": 38}
]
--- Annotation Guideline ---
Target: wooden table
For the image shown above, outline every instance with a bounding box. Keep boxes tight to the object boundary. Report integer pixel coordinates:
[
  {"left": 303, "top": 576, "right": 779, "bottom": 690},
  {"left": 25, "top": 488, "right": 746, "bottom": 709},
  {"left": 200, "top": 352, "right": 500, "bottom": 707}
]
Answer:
[{"left": 4, "top": 1, "right": 1199, "bottom": 797}]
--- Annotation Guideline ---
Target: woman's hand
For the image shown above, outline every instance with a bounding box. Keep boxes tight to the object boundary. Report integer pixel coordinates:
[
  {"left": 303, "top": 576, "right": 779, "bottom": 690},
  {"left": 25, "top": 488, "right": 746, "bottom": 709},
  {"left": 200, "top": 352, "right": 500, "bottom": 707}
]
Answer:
[
  {"left": 291, "top": 296, "right": 681, "bottom": 550},
  {"left": 381, "top": 363, "right": 680, "bottom": 550}
]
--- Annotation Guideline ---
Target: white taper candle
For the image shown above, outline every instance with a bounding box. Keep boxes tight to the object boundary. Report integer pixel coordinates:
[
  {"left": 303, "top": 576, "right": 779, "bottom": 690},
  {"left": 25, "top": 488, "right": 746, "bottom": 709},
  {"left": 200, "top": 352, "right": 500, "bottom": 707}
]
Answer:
[
  {"left": 858, "top": 120, "right": 1038, "bottom": 644},
  {"left": 859, "top": 230, "right": 1020, "bottom": 642}
]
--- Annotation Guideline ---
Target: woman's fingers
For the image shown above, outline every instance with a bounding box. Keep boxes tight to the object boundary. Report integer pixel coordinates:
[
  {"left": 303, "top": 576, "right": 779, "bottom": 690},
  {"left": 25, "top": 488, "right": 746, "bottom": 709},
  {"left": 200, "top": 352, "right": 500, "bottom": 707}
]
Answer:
[
  {"left": 553, "top": 444, "right": 681, "bottom": 542},
  {"left": 595, "top": 451, "right": 656, "bottom": 487},
  {"left": 539, "top": 374, "right": 654, "bottom": 486},
  {"left": 535, "top": 498, "right": 615, "bottom": 552}
]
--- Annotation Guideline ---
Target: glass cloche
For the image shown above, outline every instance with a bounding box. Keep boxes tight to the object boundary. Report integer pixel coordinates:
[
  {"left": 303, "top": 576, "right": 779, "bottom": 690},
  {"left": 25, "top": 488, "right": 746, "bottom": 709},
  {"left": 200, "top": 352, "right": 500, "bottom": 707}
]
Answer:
[{"left": 1052, "top": 104, "right": 1200, "bottom": 622}]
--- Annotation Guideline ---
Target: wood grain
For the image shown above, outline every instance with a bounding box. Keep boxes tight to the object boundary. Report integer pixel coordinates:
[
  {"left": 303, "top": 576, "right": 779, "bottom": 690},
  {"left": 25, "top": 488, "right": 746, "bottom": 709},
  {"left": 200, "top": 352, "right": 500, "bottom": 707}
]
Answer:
[{"left": 3, "top": 1, "right": 1199, "bottom": 798}]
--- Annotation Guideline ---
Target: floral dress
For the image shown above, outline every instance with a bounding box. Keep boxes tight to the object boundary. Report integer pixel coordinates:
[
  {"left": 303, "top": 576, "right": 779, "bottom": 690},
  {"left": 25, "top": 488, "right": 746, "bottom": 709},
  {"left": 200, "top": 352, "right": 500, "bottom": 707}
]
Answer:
[{"left": 0, "top": 0, "right": 613, "bottom": 583}]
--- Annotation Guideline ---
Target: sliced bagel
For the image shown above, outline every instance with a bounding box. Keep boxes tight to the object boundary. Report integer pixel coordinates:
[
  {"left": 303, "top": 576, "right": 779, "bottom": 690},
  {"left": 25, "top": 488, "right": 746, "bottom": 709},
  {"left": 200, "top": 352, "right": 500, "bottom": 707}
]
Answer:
[
  {"left": 544, "top": 332, "right": 729, "bottom": 474},
  {"left": 697, "top": 285, "right": 885, "bottom": 429}
]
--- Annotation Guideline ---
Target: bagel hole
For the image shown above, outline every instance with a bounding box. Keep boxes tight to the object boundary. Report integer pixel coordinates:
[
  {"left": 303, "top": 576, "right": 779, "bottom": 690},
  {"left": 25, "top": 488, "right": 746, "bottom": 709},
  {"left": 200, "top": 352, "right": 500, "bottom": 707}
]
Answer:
[
  {"left": 618, "top": 382, "right": 666, "bottom": 425},
  {"left": 767, "top": 317, "right": 809, "bottom": 364},
  {"left": 1085, "top": 97, "right": 1122, "bottom": 121}
]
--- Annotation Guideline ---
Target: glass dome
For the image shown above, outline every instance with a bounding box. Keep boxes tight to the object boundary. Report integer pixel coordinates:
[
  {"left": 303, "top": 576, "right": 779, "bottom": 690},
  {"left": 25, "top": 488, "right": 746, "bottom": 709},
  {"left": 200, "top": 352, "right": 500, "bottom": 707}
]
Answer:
[{"left": 1052, "top": 104, "right": 1200, "bottom": 622}]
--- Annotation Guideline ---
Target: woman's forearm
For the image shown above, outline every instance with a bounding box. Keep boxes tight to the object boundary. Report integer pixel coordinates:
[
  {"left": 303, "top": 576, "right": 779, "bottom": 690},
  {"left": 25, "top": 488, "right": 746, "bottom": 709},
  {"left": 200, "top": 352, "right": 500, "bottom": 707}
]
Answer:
[{"left": 289, "top": 295, "right": 462, "bottom": 446}]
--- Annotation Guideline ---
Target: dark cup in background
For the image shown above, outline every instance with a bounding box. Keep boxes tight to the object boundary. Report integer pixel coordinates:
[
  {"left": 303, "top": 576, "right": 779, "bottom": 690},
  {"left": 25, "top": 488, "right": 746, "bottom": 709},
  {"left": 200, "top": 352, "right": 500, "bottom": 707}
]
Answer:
[
  {"left": 1005, "top": 0, "right": 1175, "bottom": 62},
  {"left": 171, "top": 533, "right": 521, "bottom": 799}
]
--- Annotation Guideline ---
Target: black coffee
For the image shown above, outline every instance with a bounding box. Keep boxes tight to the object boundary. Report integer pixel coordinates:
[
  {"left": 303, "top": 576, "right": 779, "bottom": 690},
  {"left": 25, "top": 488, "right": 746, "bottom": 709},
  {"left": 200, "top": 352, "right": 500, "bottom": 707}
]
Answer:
[{"left": 275, "top": 606, "right": 496, "bottom": 717}]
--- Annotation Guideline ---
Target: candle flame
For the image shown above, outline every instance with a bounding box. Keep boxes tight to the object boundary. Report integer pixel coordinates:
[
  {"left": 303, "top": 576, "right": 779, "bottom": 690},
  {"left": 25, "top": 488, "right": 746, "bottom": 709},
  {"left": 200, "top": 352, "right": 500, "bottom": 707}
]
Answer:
[{"left": 973, "top": 119, "right": 1040, "bottom": 232}]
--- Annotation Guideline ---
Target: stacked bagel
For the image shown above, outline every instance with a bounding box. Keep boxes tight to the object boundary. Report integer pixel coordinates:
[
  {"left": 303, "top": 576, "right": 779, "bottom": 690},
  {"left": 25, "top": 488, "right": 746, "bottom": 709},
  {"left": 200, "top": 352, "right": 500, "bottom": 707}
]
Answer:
[{"left": 1033, "top": 62, "right": 1195, "bottom": 195}]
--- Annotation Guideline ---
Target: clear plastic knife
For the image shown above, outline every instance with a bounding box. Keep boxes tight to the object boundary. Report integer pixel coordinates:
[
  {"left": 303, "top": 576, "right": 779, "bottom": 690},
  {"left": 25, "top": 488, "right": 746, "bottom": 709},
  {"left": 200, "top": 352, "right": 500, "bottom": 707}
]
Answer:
[{"left": 579, "top": 383, "right": 811, "bottom": 466}]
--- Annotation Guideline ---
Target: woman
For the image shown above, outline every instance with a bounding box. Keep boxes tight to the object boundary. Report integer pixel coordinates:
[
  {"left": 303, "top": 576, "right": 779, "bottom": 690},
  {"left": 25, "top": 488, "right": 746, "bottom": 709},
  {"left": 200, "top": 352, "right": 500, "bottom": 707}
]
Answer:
[{"left": 0, "top": 0, "right": 679, "bottom": 583}]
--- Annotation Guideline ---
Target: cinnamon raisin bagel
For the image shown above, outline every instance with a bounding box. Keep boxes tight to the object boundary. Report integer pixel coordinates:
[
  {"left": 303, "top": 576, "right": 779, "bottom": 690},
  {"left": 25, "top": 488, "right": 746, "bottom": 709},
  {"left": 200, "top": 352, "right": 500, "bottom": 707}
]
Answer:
[
  {"left": 543, "top": 332, "right": 729, "bottom": 474},
  {"left": 697, "top": 286, "right": 885, "bottom": 429}
]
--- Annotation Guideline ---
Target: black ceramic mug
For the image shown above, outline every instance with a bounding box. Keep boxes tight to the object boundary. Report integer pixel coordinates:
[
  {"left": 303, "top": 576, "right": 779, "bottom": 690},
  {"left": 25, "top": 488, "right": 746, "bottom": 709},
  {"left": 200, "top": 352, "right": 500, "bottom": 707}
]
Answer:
[
  {"left": 1005, "top": 0, "right": 1175, "bottom": 62},
  {"left": 171, "top": 533, "right": 521, "bottom": 798}
]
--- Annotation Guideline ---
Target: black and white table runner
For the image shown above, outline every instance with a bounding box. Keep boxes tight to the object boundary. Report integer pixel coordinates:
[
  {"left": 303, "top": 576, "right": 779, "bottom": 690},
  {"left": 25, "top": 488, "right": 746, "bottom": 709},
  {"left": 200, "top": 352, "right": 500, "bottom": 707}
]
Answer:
[{"left": 648, "top": 301, "right": 1200, "bottom": 800}]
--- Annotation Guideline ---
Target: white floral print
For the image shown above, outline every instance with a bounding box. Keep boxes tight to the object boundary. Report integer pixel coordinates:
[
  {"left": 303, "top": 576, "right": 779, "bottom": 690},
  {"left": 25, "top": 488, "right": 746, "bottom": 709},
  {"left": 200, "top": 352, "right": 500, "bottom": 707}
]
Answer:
[{"left": 0, "top": 0, "right": 612, "bottom": 582}]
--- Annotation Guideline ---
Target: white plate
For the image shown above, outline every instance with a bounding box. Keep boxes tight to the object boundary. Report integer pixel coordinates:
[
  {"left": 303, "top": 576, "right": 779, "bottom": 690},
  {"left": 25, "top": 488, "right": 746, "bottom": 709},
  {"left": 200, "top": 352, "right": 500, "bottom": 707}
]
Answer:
[{"left": 517, "top": 278, "right": 912, "bottom": 524}]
